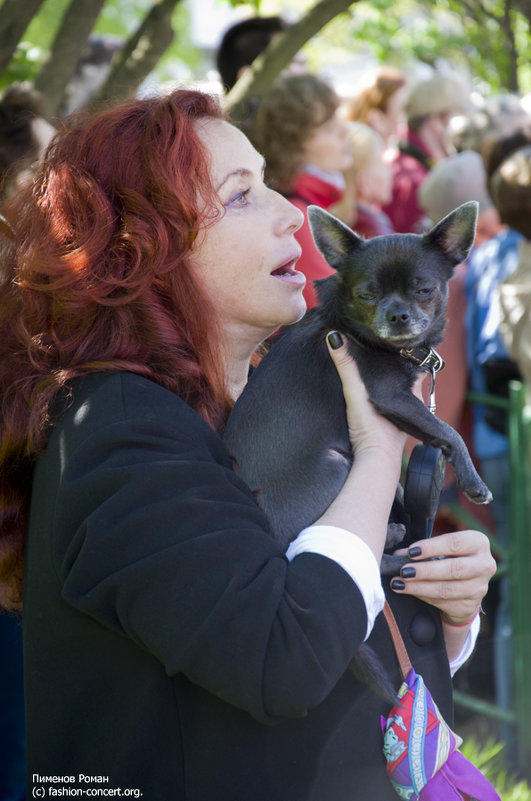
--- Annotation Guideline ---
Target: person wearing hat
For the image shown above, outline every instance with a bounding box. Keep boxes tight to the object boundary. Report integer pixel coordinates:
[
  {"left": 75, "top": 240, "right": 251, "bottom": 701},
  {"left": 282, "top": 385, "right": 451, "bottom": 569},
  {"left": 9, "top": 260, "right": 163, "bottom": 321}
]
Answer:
[
  {"left": 419, "top": 149, "right": 502, "bottom": 246},
  {"left": 382, "top": 72, "right": 470, "bottom": 233}
]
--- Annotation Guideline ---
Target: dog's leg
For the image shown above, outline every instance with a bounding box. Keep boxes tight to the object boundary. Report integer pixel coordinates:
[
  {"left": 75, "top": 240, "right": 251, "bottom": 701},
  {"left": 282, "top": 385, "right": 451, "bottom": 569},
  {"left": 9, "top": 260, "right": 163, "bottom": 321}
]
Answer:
[{"left": 372, "top": 394, "right": 492, "bottom": 504}]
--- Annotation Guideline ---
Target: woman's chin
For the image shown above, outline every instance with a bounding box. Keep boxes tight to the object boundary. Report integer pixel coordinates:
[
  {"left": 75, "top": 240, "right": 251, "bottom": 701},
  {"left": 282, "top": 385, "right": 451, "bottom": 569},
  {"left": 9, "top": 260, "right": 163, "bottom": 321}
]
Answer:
[
  {"left": 260, "top": 295, "right": 307, "bottom": 337},
  {"left": 282, "top": 297, "right": 307, "bottom": 326}
]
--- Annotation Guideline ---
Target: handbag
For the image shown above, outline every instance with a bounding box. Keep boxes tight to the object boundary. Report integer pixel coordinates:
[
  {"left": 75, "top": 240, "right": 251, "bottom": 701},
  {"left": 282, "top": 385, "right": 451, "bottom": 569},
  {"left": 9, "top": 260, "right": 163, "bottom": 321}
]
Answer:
[{"left": 380, "top": 602, "right": 502, "bottom": 801}]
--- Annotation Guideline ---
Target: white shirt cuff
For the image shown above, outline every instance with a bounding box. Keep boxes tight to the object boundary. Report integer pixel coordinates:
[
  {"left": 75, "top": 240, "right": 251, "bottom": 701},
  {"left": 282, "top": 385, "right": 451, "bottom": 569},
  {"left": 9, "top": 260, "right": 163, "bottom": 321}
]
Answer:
[
  {"left": 286, "top": 525, "right": 385, "bottom": 640},
  {"left": 448, "top": 612, "right": 481, "bottom": 676}
]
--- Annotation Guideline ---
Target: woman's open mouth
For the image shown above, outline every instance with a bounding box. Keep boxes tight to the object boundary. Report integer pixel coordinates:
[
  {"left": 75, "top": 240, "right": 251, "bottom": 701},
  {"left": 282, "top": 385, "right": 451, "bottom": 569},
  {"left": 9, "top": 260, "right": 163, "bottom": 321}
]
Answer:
[{"left": 270, "top": 256, "right": 306, "bottom": 287}]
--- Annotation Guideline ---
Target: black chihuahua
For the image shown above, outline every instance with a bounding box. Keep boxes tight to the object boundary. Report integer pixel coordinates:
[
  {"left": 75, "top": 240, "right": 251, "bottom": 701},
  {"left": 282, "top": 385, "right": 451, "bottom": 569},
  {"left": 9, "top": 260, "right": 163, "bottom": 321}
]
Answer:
[
  {"left": 224, "top": 200, "right": 492, "bottom": 700},
  {"left": 225, "top": 200, "right": 491, "bottom": 541}
]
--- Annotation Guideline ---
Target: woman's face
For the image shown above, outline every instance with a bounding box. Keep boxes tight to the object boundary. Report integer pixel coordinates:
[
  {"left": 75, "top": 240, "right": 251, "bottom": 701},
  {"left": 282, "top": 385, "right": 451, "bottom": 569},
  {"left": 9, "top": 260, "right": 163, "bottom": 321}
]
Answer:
[
  {"left": 190, "top": 119, "right": 306, "bottom": 347},
  {"left": 302, "top": 111, "right": 353, "bottom": 174},
  {"left": 381, "top": 86, "right": 407, "bottom": 143},
  {"left": 358, "top": 152, "right": 394, "bottom": 207}
]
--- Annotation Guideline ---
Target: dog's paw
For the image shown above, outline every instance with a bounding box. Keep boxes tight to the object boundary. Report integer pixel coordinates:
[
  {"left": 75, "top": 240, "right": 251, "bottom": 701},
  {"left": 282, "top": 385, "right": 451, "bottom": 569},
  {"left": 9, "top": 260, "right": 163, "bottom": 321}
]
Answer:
[
  {"left": 380, "top": 553, "right": 409, "bottom": 576},
  {"left": 461, "top": 476, "right": 493, "bottom": 505},
  {"left": 385, "top": 522, "right": 406, "bottom": 549}
]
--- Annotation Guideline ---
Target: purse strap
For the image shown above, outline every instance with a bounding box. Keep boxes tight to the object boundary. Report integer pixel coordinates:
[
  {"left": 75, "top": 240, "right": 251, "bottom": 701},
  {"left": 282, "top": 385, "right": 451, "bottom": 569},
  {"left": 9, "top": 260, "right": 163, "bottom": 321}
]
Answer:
[{"left": 383, "top": 600, "right": 413, "bottom": 681}]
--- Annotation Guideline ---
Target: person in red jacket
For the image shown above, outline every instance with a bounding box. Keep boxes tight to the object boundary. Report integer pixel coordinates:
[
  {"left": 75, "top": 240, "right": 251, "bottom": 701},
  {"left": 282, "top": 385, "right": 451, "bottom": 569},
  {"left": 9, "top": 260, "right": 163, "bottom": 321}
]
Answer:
[
  {"left": 246, "top": 72, "right": 353, "bottom": 308},
  {"left": 382, "top": 72, "right": 470, "bottom": 234}
]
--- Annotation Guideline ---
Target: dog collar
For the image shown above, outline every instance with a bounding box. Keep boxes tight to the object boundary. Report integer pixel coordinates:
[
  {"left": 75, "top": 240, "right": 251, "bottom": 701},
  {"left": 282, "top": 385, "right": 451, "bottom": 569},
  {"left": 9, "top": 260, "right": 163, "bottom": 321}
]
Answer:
[
  {"left": 399, "top": 346, "right": 444, "bottom": 374},
  {"left": 400, "top": 347, "right": 445, "bottom": 414}
]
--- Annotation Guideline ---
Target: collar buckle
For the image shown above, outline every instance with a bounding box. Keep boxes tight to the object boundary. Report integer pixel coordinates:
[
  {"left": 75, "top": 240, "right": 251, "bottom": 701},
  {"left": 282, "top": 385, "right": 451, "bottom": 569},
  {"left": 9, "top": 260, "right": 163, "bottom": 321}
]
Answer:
[{"left": 400, "top": 347, "right": 445, "bottom": 414}]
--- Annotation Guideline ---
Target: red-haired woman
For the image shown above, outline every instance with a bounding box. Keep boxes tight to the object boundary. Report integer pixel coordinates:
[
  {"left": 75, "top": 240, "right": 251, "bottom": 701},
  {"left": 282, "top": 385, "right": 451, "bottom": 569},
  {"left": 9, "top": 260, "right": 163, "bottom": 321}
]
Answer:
[{"left": 0, "top": 89, "right": 494, "bottom": 799}]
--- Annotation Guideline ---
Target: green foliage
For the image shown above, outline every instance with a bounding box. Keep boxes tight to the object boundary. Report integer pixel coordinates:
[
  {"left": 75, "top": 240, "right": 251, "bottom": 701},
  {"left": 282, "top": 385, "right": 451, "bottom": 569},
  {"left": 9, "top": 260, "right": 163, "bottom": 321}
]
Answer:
[
  {"left": 461, "top": 737, "right": 531, "bottom": 800},
  {"left": 93, "top": 0, "right": 157, "bottom": 38},
  {"left": 0, "top": 0, "right": 68, "bottom": 88},
  {"left": 0, "top": 0, "right": 201, "bottom": 92},
  {"left": 231, "top": 0, "right": 530, "bottom": 95},
  {"left": 226, "top": 0, "right": 261, "bottom": 10},
  {"left": 0, "top": 0, "right": 529, "bottom": 96},
  {"left": 310, "top": 0, "right": 530, "bottom": 93},
  {"left": 0, "top": 43, "right": 44, "bottom": 90},
  {"left": 152, "top": 2, "right": 202, "bottom": 82}
]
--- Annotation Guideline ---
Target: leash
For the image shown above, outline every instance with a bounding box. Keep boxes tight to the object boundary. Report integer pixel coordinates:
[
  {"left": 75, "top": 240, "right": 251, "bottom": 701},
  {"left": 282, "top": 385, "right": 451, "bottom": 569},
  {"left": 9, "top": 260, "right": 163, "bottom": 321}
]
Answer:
[{"left": 399, "top": 346, "right": 444, "bottom": 414}]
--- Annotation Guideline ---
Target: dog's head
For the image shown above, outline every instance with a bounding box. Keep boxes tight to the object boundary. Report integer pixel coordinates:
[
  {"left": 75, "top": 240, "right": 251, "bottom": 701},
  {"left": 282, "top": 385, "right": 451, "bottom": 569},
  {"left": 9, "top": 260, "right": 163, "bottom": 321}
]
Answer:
[{"left": 308, "top": 201, "right": 478, "bottom": 349}]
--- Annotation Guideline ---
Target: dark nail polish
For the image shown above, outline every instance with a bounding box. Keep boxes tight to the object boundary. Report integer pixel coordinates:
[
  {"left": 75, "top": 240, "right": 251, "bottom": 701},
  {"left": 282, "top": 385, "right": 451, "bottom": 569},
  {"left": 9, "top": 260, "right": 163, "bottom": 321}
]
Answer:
[
  {"left": 391, "top": 579, "right": 405, "bottom": 591},
  {"left": 409, "top": 546, "right": 422, "bottom": 558},
  {"left": 401, "top": 566, "right": 416, "bottom": 579},
  {"left": 327, "top": 331, "right": 343, "bottom": 350}
]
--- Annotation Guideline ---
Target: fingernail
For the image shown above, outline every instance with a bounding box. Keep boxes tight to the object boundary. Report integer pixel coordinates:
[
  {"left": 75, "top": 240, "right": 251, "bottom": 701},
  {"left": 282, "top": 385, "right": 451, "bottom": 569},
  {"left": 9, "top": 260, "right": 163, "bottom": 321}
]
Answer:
[
  {"left": 400, "top": 566, "right": 416, "bottom": 579},
  {"left": 391, "top": 579, "right": 405, "bottom": 591},
  {"left": 327, "top": 331, "right": 343, "bottom": 350},
  {"left": 409, "top": 546, "right": 422, "bottom": 558}
]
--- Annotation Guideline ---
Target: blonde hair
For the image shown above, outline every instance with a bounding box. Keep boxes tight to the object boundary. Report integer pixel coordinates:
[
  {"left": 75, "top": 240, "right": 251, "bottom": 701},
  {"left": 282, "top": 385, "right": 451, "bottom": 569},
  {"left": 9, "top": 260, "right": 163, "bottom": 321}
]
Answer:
[{"left": 347, "top": 122, "right": 384, "bottom": 182}]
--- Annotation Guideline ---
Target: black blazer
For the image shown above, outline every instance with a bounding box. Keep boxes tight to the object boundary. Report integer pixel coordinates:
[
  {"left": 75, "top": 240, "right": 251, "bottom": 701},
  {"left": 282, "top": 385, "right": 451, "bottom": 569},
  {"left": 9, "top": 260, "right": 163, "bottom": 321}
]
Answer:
[{"left": 23, "top": 372, "right": 453, "bottom": 800}]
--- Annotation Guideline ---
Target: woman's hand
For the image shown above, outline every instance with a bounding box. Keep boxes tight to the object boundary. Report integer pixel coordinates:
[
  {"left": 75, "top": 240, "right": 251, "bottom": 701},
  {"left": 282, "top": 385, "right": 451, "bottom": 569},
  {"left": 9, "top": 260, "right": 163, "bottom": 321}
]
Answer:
[
  {"left": 318, "top": 332, "right": 409, "bottom": 561},
  {"left": 390, "top": 529, "right": 496, "bottom": 624},
  {"left": 326, "top": 331, "right": 408, "bottom": 461}
]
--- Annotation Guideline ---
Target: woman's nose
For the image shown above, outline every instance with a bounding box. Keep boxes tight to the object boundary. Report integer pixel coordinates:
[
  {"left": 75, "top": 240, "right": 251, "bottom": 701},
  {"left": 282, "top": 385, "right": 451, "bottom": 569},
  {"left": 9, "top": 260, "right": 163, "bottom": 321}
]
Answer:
[{"left": 277, "top": 192, "right": 304, "bottom": 234}]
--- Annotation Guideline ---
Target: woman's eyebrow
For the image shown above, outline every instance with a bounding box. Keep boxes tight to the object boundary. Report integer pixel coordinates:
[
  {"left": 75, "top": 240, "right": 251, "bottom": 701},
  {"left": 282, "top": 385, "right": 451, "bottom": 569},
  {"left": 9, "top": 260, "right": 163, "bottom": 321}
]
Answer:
[{"left": 216, "top": 160, "right": 266, "bottom": 191}]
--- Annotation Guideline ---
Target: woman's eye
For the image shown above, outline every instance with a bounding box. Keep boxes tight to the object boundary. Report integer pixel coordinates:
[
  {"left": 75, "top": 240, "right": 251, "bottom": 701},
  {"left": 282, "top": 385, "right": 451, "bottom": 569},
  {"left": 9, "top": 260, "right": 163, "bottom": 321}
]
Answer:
[{"left": 226, "top": 188, "right": 250, "bottom": 208}]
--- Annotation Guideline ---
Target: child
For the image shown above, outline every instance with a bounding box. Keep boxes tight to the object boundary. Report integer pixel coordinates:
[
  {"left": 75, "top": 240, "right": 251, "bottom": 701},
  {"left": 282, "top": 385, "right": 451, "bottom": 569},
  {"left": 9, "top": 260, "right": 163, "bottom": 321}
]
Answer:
[{"left": 342, "top": 122, "right": 395, "bottom": 238}]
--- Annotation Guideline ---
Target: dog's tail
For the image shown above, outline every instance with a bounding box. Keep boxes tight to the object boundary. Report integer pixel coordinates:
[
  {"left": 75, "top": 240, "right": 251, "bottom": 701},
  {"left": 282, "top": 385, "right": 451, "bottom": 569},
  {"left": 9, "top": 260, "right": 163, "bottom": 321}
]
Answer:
[{"left": 348, "top": 644, "right": 399, "bottom": 705}]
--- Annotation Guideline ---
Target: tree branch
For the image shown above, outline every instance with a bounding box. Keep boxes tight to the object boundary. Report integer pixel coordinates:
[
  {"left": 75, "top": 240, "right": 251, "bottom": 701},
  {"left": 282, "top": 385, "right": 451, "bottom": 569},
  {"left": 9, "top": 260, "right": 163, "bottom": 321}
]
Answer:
[
  {"left": 224, "top": 0, "right": 358, "bottom": 124},
  {"left": 94, "top": 0, "right": 183, "bottom": 107},
  {"left": 34, "top": 0, "right": 107, "bottom": 117},
  {"left": 0, "top": 0, "right": 46, "bottom": 74}
]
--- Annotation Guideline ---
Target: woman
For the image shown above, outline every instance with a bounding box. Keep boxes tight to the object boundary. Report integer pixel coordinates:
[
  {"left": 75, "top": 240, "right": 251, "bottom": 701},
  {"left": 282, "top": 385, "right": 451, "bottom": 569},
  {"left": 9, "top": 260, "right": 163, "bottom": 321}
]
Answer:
[
  {"left": 345, "top": 66, "right": 407, "bottom": 147},
  {"left": 0, "top": 89, "right": 495, "bottom": 799},
  {"left": 247, "top": 73, "right": 354, "bottom": 308}
]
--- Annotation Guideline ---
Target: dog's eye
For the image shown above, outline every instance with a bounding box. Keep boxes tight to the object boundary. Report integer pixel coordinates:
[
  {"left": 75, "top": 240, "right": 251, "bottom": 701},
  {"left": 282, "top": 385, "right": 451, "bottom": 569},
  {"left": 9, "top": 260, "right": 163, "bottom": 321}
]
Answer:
[
  {"left": 416, "top": 287, "right": 433, "bottom": 297},
  {"left": 357, "top": 292, "right": 375, "bottom": 301}
]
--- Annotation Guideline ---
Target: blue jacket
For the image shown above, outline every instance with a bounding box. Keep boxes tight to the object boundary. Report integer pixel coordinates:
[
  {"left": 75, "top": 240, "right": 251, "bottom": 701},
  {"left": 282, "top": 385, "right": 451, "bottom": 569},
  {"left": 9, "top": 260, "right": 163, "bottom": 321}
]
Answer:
[{"left": 465, "top": 229, "right": 522, "bottom": 459}]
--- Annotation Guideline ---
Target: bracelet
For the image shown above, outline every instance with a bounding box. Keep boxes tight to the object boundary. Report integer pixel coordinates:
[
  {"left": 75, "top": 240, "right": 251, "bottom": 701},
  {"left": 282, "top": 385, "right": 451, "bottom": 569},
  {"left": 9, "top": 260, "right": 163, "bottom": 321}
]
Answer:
[{"left": 441, "top": 606, "right": 481, "bottom": 628}]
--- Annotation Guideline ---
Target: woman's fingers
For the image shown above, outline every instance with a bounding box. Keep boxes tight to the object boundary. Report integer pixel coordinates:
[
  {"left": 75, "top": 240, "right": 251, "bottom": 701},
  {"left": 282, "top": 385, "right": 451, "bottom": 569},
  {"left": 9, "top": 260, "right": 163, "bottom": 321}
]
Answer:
[
  {"left": 391, "top": 530, "right": 496, "bottom": 621},
  {"left": 326, "top": 331, "right": 407, "bottom": 457}
]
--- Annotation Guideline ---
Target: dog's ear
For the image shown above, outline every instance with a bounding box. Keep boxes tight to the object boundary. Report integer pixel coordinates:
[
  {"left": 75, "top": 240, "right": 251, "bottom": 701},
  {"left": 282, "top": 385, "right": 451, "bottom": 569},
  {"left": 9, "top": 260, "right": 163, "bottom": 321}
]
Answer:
[
  {"left": 307, "top": 205, "right": 365, "bottom": 273},
  {"left": 425, "top": 200, "right": 478, "bottom": 266}
]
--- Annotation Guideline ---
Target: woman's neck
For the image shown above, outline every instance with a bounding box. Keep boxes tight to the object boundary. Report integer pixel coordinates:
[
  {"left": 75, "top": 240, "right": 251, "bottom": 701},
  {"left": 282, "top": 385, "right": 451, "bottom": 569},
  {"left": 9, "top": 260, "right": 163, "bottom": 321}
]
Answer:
[
  {"left": 226, "top": 364, "right": 251, "bottom": 401},
  {"left": 222, "top": 337, "right": 256, "bottom": 402},
  {"left": 221, "top": 323, "right": 274, "bottom": 401}
]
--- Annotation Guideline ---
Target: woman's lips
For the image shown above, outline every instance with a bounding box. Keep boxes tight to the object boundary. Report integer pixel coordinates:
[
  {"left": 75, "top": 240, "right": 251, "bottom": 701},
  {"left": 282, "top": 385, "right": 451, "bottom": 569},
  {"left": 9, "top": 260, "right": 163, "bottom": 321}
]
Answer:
[{"left": 270, "top": 254, "right": 306, "bottom": 286}]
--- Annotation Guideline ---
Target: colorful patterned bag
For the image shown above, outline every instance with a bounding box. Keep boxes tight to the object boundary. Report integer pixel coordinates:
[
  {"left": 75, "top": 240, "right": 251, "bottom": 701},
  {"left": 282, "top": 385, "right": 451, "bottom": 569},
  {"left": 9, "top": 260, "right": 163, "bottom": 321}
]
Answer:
[{"left": 381, "top": 602, "right": 502, "bottom": 801}]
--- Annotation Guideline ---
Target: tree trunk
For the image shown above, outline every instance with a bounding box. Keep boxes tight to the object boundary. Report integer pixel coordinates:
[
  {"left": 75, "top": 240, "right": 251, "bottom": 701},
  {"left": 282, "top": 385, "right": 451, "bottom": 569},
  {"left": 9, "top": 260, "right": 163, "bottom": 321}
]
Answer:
[
  {"left": 34, "top": 0, "right": 107, "bottom": 117},
  {"left": 0, "top": 0, "right": 47, "bottom": 73},
  {"left": 225, "top": 0, "right": 359, "bottom": 125},
  {"left": 505, "top": 2, "right": 520, "bottom": 93},
  {"left": 513, "top": 0, "right": 531, "bottom": 25},
  {"left": 93, "top": 0, "right": 183, "bottom": 107}
]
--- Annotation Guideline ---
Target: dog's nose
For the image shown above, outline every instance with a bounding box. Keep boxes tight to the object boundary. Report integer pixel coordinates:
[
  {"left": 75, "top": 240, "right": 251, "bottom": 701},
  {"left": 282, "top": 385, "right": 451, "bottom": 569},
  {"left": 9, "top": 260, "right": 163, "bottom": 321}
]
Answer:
[{"left": 388, "top": 309, "right": 410, "bottom": 324}]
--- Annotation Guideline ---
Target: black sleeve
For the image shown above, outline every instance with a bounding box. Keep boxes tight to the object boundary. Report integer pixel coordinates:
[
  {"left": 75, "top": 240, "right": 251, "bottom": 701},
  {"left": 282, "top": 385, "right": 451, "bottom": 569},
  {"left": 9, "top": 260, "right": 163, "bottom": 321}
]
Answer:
[{"left": 52, "top": 382, "right": 369, "bottom": 723}]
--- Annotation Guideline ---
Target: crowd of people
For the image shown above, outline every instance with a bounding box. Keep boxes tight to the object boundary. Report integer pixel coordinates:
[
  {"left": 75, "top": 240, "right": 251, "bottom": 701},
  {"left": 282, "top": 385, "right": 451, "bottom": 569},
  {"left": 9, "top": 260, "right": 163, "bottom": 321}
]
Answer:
[{"left": 0, "top": 11, "right": 530, "bottom": 799}]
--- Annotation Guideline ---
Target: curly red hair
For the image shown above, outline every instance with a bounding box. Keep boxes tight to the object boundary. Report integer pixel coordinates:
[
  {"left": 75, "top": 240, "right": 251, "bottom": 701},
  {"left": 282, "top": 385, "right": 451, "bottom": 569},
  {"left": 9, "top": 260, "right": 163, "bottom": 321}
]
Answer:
[{"left": 0, "top": 88, "right": 231, "bottom": 610}]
